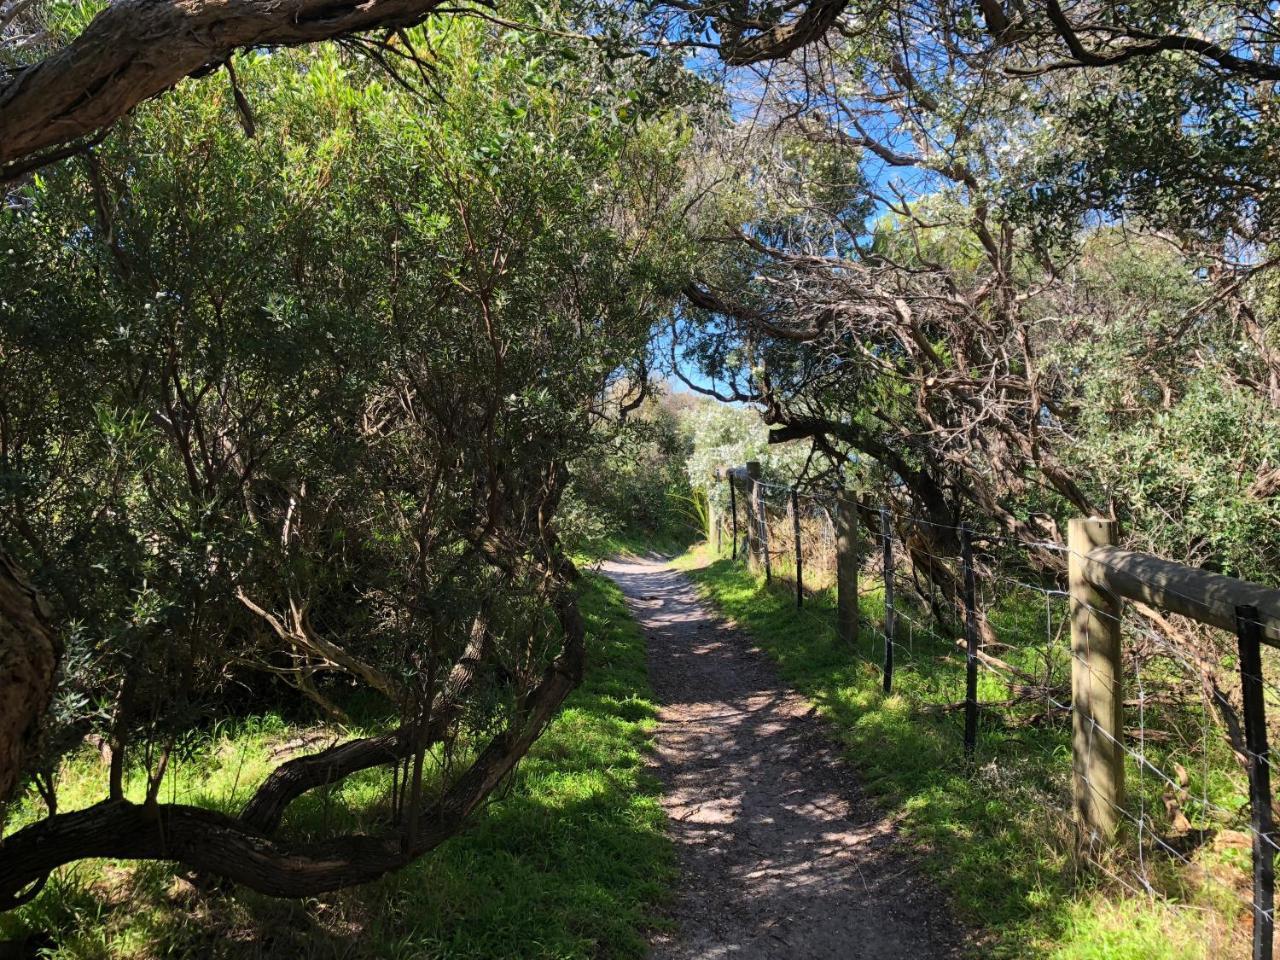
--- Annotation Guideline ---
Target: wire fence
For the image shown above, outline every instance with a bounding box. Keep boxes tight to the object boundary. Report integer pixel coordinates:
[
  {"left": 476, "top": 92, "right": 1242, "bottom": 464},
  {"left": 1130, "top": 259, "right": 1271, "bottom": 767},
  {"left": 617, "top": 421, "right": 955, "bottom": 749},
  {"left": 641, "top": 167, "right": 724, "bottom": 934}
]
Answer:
[{"left": 710, "top": 470, "right": 1276, "bottom": 958}]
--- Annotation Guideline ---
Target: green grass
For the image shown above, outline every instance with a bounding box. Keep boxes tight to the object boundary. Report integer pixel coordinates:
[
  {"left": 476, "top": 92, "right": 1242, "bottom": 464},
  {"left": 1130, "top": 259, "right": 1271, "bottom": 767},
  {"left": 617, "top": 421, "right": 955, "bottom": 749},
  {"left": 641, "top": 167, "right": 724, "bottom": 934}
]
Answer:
[
  {"left": 0, "top": 573, "right": 673, "bottom": 960},
  {"left": 597, "top": 527, "right": 695, "bottom": 561},
  {"left": 672, "top": 545, "right": 1250, "bottom": 959}
]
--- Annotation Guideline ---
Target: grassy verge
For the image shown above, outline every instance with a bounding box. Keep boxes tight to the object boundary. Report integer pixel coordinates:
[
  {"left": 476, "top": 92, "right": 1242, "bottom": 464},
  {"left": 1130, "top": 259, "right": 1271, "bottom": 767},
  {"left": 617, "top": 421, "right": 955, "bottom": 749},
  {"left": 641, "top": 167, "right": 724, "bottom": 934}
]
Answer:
[
  {"left": 673, "top": 545, "right": 1246, "bottom": 960},
  {"left": 0, "top": 573, "right": 671, "bottom": 960},
  {"left": 597, "top": 528, "right": 695, "bottom": 561}
]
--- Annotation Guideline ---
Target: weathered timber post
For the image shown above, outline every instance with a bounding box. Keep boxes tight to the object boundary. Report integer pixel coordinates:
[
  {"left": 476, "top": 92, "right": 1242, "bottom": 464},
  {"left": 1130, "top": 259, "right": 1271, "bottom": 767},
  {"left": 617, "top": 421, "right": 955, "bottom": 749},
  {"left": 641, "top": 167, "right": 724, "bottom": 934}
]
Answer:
[
  {"left": 961, "top": 528, "right": 979, "bottom": 757},
  {"left": 881, "top": 507, "right": 895, "bottom": 694},
  {"left": 791, "top": 488, "right": 803, "bottom": 609},
  {"left": 835, "top": 496, "right": 859, "bottom": 644},
  {"left": 745, "top": 461, "right": 762, "bottom": 572},
  {"left": 758, "top": 489, "right": 772, "bottom": 584},
  {"left": 1068, "top": 517, "right": 1124, "bottom": 846},
  {"left": 729, "top": 476, "right": 739, "bottom": 561},
  {"left": 1235, "top": 604, "right": 1274, "bottom": 960}
]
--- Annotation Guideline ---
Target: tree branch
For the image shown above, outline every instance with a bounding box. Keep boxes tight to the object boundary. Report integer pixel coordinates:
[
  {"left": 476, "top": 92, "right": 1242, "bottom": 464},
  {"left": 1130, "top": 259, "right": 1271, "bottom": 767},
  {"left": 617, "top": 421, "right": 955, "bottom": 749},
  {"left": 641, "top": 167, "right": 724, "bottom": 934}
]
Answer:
[
  {"left": 0, "top": 0, "right": 458, "bottom": 174},
  {"left": 717, "top": 0, "right": 848, "bottom": 65},
  {"left": 0, "top": 582, "right": 582, "bottom": 908}
]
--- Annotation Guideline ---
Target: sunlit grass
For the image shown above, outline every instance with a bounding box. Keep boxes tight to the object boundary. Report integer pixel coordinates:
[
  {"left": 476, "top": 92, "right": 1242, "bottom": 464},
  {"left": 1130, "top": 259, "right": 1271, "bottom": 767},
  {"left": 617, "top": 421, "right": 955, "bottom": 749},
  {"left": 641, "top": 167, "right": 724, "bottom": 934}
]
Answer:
[
  {"left": 597, "top": 527, "right": 695, "bottom": 560},
  {"left": 0, "top": 574, "right": 672, "bottom": 959},
  {"left": 673, "top": 544, "right": 1250, "bottom": 959}
]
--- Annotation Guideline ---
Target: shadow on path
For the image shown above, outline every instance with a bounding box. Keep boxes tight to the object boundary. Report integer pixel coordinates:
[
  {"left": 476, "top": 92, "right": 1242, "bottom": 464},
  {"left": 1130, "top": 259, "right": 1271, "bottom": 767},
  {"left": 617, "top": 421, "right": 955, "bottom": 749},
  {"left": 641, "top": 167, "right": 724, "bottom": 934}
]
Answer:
[{"left": 601, "top": 556, "right": 963, "bottom": 960}]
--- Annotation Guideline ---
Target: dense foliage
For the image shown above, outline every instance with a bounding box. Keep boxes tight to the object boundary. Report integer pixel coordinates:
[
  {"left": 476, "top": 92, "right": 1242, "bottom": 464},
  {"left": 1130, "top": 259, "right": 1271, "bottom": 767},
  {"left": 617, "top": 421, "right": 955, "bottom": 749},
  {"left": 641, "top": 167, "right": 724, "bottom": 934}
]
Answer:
[
  {"left": 1, "top": 0, "right": 1279, "bottom": 953},
  {"left": 0, "top": 12, "right": 700, "bottom": 904},
  {"left": 673, "top": 0, "right": 1280, "bottom": 603}
]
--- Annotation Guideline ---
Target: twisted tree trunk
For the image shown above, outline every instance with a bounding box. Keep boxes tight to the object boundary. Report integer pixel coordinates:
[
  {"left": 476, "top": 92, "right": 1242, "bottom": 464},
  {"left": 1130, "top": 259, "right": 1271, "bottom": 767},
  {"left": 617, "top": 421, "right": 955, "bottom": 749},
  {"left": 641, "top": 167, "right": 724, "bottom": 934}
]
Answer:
[
  {"left": 0, "top": 578, "right": 583, "bottom": 910},
  {"left": 0, "top": 549, "right": 59, "bottom": 806},
  {"left": 239, "top": 611, "right": 493, "bottom": 834}
]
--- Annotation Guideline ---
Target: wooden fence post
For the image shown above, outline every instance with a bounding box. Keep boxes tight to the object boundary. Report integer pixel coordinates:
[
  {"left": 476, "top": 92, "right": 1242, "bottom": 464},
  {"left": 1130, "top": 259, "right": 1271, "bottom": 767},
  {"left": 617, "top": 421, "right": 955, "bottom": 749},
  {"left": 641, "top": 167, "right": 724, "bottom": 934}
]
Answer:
[
  {"left": 729, "top": 477, "right": 738, "bottom": 561},
  {"left": 791, "top": 488, "right": 803, "bottom": 609},
  {"left": 1235, "top": 604, "right": 1274, "bottom": 960},
  {"left": 745, "top": 461, "right": 761, "bottom": 573},
  {"left": 709, "top": 477, "right": 721, "bottom": 554},
  {"left": 1068, "top": 517, "right": 1125, "bottom": 846},
  {"left": 758, "top": 487, "right": 772, "bottom": 584},
  {"left": 881, "top": 507, "right": 894, "bottom": 694},
  {"left": 835, "top": 496, "right": 859, "bottom": 644}
]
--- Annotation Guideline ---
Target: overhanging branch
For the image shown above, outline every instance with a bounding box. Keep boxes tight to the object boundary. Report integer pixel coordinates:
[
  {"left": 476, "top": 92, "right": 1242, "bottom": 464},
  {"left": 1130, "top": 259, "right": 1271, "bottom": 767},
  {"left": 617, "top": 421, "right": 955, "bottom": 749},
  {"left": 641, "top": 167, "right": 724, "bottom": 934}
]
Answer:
[
  {"left": 0, "top": 0, "right": 459, "bottom": 174},
  {"left": 717, "top": 0, "right": 849, "bottom": 65},
  {"left": 0, "top": 583, "right": 583, "bottom": 908}
]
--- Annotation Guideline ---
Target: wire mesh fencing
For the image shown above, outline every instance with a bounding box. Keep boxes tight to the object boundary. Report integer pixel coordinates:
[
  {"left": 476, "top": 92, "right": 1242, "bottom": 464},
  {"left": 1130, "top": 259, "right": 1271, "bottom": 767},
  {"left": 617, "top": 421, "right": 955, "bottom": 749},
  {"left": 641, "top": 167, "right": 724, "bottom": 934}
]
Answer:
[{"left": 707, "top": 467, "right": 1276, "bottom": 958}]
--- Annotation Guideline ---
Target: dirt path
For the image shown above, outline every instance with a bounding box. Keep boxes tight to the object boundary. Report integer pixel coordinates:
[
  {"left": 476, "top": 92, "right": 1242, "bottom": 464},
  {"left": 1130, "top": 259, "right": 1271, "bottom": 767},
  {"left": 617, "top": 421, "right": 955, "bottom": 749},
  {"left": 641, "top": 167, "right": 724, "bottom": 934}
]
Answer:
[{"left": 600, "top": 554, "right": 963, "bottom": 960}]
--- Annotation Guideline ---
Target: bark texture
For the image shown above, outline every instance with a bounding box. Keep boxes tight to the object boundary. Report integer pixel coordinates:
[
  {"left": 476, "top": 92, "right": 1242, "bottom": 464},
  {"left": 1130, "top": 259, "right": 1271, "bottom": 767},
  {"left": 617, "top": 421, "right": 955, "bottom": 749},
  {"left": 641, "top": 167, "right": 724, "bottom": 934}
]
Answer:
[
  {"left": 0, "top": 587, "right": 582, "bottom": 909},
  {"left": 0, "top": 0, "right": 451, "bottom": 174},
  {"left": 0, "top": 550, "right": 59, "bottom": 805}
]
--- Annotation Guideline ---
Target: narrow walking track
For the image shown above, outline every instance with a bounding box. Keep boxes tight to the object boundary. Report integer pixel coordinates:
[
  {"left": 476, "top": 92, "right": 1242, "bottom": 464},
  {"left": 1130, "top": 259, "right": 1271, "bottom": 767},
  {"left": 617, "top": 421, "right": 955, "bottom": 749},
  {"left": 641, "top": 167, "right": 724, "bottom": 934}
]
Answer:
[{"left": 601, "top": 554, "right": 963, "bottom": 960}]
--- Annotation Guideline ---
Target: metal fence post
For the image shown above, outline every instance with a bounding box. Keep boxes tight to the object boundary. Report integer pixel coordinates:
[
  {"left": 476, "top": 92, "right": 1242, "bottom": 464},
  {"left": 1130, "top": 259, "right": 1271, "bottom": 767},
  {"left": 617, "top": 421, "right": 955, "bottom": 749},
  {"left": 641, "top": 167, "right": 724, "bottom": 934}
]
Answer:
[
  {"left": 881, "top": 507, "right": 894, "bottom": 694},
  {"left": 745, "top": 461, "right": 761, "bottom": 569},
  {"left": 1067, "top": 517, "right": 1124, "bottom": 846},
  {"left": 1236, "top": 604, "right": 1274, "bottom": 960},
  {"left": 791, "top": 488, "right": 803, "bottom": 609},
  {"left": 961, "top": 528, "right": 979, "bottom": 757},
  {"left": 835, "top": 496, "right": 859, "bottom": 644}
]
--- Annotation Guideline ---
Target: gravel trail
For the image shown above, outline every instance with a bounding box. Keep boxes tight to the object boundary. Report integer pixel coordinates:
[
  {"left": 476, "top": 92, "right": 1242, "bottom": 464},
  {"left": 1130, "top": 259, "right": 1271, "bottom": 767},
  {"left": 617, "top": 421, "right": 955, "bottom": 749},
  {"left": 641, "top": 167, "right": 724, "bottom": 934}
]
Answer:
[{"left": 600, "top": 554, "right": 963, "bottom": 960}]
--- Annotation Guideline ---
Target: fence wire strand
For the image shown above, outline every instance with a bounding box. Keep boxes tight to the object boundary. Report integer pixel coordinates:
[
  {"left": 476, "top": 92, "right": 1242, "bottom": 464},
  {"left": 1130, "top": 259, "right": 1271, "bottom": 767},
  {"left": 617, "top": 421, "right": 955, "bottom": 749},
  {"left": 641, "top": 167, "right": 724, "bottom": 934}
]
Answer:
[{"left": 707, "top": 476, "right": 1274, "bottom": 947}]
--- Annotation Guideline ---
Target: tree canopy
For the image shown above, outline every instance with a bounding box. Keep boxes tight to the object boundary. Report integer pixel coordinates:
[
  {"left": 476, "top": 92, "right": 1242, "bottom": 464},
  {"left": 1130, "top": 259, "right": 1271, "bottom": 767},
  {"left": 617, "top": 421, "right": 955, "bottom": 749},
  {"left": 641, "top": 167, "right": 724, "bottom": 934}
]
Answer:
[
  {"left": 0, "top": 8, "right": 702, "bottom": 903},
  {"left": 2, "top": 0, "right": 1279, "bottom": 936}
]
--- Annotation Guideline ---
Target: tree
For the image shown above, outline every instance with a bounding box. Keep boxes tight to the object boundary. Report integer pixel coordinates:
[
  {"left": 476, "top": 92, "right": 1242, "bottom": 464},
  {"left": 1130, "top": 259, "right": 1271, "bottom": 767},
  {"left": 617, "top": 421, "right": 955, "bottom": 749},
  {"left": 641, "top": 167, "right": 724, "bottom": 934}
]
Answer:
[
  {"left": 0, "top": 0, "right": 457, "bottom": 176},
  {"left": 671, "top": 0, "right": 1280, "bottom": 763},
  {"left": 0, "top": 0, "right": 852, "bottom": 177},
  {"left": 0, "top": 17, "right": 700, "bottom": 905}
]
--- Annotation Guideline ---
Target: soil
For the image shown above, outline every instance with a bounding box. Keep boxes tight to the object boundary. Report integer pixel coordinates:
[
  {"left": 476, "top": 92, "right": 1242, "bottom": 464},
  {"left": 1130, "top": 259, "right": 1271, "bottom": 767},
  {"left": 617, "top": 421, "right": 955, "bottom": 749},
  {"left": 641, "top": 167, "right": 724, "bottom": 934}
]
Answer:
[{"left": 600, "top": 554, "right": 965, "bottom": 960}]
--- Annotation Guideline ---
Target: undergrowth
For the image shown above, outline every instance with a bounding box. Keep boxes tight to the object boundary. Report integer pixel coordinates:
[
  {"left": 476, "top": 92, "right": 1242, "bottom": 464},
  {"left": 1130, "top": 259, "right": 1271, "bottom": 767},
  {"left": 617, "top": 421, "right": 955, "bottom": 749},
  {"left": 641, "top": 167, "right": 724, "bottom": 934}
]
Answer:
[
  {"left": 673, "top": 544, "right": 1250, "bottom": 960},
  {"left": 0, "top": 574, "right": 672, "bottom": 960}
]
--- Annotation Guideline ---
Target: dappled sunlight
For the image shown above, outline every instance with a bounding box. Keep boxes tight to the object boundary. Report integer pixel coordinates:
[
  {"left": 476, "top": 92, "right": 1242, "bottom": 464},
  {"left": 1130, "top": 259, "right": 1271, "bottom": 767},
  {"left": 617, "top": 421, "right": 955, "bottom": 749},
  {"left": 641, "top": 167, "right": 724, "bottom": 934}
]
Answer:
[
  {"left": 677, "top": 552, "right": 1247, "bottom": 959},
  {"left": 604, "top": 554, "right": 961, "bottom": 959},
  {"left": 0, "top": 576, "right": 672, "bottom": 959}
]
